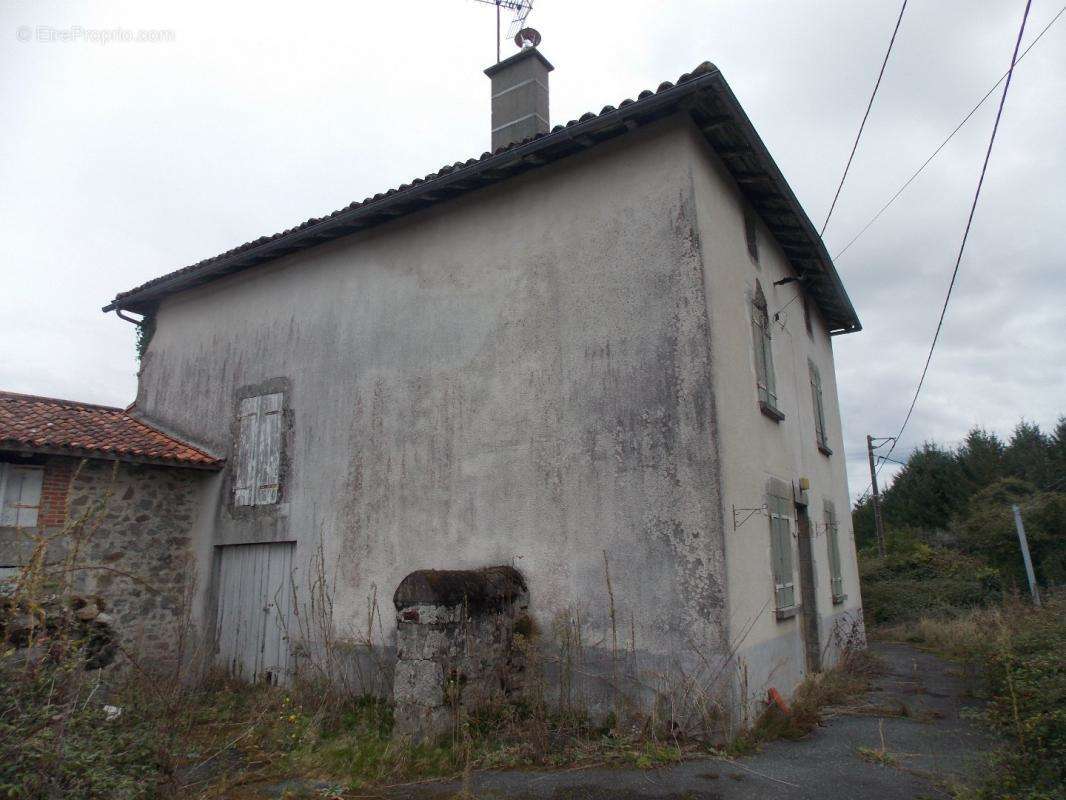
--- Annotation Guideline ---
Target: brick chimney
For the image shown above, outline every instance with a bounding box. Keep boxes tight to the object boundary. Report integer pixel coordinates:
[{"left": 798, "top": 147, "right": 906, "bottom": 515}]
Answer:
[{"left": 484, "top": 47, "right": 554, "bottom": 152}]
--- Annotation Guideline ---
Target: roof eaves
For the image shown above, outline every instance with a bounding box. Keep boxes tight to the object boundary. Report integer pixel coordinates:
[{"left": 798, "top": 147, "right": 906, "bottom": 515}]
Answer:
[
  {"left": 103, "top": 63, "right": 860, "bottom": 333},
  {"left": 0, "top": 440, "right": 224, "bottom": 470}
]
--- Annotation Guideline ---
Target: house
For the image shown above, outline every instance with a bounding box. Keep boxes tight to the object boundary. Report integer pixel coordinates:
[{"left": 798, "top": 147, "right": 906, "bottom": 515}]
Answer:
[
  {"left": 0, "top": 391, "right": 221, "bottom": 658},
  {"left": 99, "top": 49, "right": 863, "bottom": 717}
]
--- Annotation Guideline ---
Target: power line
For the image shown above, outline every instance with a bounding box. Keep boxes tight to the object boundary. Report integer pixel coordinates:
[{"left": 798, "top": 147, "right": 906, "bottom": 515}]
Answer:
[
  {"left": 879, "top": 0, "right": 1034, "bottom": 470},
  {"left": 854, "top": 0, "right": 1036, "bottom": 505},
  {"left": 833, "top": 3, "right": 1066, "bottom": 261},
  {"left": 820, "top": 0, "right": 909, "bottom": 237}
]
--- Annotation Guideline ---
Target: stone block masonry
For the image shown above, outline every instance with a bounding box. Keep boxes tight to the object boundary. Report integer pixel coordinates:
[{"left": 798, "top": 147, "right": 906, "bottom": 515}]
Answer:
[
  {"left": 392, "top": 565, "right": 529, "bottom": 741},
  {"left": 66, "top": 457, "right": 205, "bottom": 661}
]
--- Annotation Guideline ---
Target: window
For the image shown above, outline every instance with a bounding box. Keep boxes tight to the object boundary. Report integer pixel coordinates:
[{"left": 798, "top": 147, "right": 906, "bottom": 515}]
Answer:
[
  {"left": 767, "top": 478, "right": 795, "bottom": 615},
  {"left": 0, "top": 464, "right": 43, "bottom": 528},
  {"left": 809, "top": 361, "right": 831, "bottom": 454},
  {"left": 752, "top": 283, "right": 782, "bottom": 419},
  {"left": 234, "top": 393, "right": 283, "bottom": 507},
  {"left": 824, "top": 499, "right": 845, "bottom": 604},
  {"left": 744, "top": 209, "right": 759, "bottom": 263}
]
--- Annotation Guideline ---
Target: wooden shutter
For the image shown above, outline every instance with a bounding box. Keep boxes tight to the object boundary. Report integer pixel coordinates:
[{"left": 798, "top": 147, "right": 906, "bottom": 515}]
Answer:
[
  {"left": 234, "top": 393, "right": 283, "bottom": 507},
  {"left": 752, "top": 312, "right": 768, "bottom": 404},
  {"left": 234, "top": 396, "right": 261, "bottom": 507},
  {"left": 825, "top": 499, "right": 844, "bottom": 602},
  {"left": 809, "top": 362, "right": 827, "bottom": 448},
  {"left": 255, "top": 393, "right": 283, "bottom": 505},
  {"left": 767, "top": 478, "right": 795, "bottom": 610},
  {"left": 0, "top": 465, "right": 43, "bottom": 527},
  {"left": 752, "top": 292, "right": 777, "bottom": 408},
  {"left": 763, "top": 329, "right": 778, "bottom": 408}
]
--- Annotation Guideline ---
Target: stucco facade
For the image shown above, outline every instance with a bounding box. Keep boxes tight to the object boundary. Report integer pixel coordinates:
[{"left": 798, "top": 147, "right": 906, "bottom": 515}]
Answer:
[{"left": 129, "top": 110, "right": 861, "bottom": 719}]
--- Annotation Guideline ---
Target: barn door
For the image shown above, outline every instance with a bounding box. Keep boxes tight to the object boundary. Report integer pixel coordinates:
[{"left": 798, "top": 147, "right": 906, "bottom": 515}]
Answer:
[{"left": 214, "top": 542, "right": 296, "bottom": 684}]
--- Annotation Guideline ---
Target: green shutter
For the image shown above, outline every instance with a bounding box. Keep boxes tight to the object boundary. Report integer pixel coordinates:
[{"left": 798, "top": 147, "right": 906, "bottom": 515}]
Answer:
[
  {"left": 752, "top": 314, "right": 768, "bottom": 405},
  {"left": 767, "top": 479, "right": 794, "bottom": 610},
  {"left": 753, "top": 298, "right": 777, "bottom": 409},
  {"left": 810, "top": 362, "right": 827, "bottom": 448},
  {"left": 825, "top": 499, "right": 844, "bottom": 602},
  {"left": 763, "top": 329, "right": 778, "bottom": 408}
]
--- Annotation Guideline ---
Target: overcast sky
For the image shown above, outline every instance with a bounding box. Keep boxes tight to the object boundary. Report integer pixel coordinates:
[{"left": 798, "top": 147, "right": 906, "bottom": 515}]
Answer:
[{"left": 2, "top": 0, "right": 1063, "bottom": 501}]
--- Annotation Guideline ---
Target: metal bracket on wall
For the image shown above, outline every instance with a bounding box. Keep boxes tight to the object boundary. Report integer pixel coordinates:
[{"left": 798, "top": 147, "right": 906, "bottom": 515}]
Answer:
[{"left": 732, "top": 503, "right": 768, "bottom": 531}]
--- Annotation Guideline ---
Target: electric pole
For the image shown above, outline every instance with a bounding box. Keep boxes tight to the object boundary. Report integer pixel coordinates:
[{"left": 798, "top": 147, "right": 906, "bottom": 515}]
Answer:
[{"left": 867, "top": 435, "right": 887, "bottom": 558}]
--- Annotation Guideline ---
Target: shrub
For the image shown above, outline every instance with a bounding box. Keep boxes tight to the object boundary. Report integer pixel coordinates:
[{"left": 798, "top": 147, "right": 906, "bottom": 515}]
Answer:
[
  {"left": 0, "top": 643, "right": 170, "bottom": 799},
  {"left": 885, "top": 595, "right": 1066, "bottom": 799},
  {"left": 859, "top": 536, "right": 1001, "bottom": 625}
]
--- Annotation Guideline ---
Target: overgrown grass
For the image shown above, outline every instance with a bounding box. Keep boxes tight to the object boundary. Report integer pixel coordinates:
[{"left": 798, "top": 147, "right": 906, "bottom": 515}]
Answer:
[
  {"left": 879, "top": 594, "right": 1065, "bottom": 800},
  {"left": 174, "top": 679, "right": 690, "bottom": 795}
]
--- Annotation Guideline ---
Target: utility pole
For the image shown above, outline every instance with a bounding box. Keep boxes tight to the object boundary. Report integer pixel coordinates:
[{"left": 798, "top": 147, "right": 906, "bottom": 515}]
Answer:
[
  {"left": 1011, "top": 504, "right": 1042, "bottom": 607},
  {"left": 867, "top": 435, "right": 887, "bottom": 558}
]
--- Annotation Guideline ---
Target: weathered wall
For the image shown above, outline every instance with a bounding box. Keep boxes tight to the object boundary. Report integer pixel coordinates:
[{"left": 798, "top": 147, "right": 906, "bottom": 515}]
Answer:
[
  {"left": 686, "top": 123, "right": 864, "bottom": 714},
  {"left": 0, "top": 454, "right": 208, "bottom": 661},
  {"left": 137, "top": 116, "right": 732, "bottom": 699}
]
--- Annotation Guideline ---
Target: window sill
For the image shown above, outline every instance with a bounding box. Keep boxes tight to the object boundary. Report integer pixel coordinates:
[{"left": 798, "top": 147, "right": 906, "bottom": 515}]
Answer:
[
  {"left": 759, "top": 401, "right": 786, "bottom": 423},
  {"left": 832, "top": 594, "right": 847, "bottom": 606},
  {"left": 818, "top": 443, "right": 834, "bottom": 457},
  {"left": 775, "top": 606, "right": 799, "bottom": 621}
]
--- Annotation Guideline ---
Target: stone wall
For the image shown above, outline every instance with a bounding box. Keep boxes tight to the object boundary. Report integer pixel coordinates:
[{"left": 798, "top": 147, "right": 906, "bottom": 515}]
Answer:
[
  {"left": 0, "top": 454, "right": 208, "bottom": 663},
  {"left": 69, "top": 458, "right": 205, "bottom": 661},
  {"left": 392, "top": 566, "right": 529, "bottom": 741}
]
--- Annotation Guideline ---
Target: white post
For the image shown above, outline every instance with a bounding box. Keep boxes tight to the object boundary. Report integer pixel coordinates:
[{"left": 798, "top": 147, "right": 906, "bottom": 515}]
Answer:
[{"left": 1011, "top": 504, "right": 1041, "bottom": 607}]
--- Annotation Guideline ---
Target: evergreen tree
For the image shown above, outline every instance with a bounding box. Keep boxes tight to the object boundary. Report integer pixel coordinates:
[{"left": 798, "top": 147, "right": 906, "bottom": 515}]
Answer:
[
  {"left": 881, "top": 442, "right": 968, "bottom": 531},
  {"left": 1004, "top": 421, "right": 1052, "bottom": 486},
  {"left": 956, "top": 427, "right": 1005, "bottom": 491},
  {"left": 1049, "top": 416, "right": 1066, "bottom": 485}
]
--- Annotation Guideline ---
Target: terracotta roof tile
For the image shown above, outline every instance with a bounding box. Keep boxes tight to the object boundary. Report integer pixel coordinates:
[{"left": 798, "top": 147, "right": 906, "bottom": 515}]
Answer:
[{"left": 0, "top": 391, "right": 223, "bottom": 469}]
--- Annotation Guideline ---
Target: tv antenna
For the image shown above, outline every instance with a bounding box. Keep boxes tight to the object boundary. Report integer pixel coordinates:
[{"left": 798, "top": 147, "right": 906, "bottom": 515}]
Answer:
[{"left": 473, "top": 0, "right": 534, "bottom": 63}]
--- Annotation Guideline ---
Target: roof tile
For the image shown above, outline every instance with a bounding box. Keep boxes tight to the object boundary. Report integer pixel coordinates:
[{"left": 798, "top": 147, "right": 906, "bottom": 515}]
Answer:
[{"left": 0, "top": 391, "right": 222, "bottom": 468}]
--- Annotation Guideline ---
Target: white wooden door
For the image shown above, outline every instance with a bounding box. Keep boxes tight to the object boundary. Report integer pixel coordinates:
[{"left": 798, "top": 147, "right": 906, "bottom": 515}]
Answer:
[{"left": 214, "top": 542, "right": 296, "bottom": 684}]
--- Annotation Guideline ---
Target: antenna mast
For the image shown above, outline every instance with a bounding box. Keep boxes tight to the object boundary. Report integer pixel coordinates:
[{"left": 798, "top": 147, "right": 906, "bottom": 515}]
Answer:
[{"left": 472, "top": 0, "right": 534, "bottom": 62}]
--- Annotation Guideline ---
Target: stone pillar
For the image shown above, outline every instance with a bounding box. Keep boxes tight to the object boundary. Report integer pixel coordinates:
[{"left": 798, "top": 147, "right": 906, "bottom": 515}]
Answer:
[{"left": 392, "top": 565, "right": 529, "bottom": 742}]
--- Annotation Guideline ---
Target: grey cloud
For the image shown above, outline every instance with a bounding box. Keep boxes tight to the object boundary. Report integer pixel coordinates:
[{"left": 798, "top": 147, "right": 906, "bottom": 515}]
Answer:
[{"left": 2, "top": 0, "right": 1061, "bottom": 503}]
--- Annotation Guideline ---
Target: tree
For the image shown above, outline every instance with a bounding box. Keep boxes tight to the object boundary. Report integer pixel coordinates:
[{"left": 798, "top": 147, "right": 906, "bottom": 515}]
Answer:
[
  {"left": 956, "top": 427, "right": 1005, "bottom": 490},
  {"left": 881, "top": 442, "right": 969, "bottom": 532},
  {"left": 1004, "top": 421, "right": 1052, "bottom": 486},
  {"left": 1048, "top": 416, "right": 1066, "bottom": 485}
]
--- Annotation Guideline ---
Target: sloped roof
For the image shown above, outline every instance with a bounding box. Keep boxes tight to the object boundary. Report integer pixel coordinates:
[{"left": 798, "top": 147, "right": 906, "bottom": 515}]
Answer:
[
  {"left": 105, "top": 59, "right": 860, "bottom": 335},
  {"left": 0, "top": 391, "right": 223, "bottom": 469}
]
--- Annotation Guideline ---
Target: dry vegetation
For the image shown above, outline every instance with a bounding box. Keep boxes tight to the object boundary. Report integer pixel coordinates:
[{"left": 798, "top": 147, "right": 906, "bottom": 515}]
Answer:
[
  {"left": 873, "top": 594, "right": 1066, "bottom": 800},
  {"left": 0, "top": 509, "right": 881, "bottom": 799}
]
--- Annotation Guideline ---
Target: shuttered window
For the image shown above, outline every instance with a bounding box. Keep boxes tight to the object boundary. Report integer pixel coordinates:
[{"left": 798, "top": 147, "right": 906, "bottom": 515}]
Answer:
[
  {"left": 752, "top": 285, "right": 778, "bottom": 410},
  {"left": 0, "top": 464, "right": 43, "bottom": 528},
  {"left": 809, "top": 361, "right": 830, "bottom": 452},
  {"left": 234, "top": 393, "right": 283, "bottom": 507},
  {"left": 825, "top": 499, "right": 845, "bottom": 603},
  {"left": 767, "top": 478, "right": 795, "bottom": 612}
]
